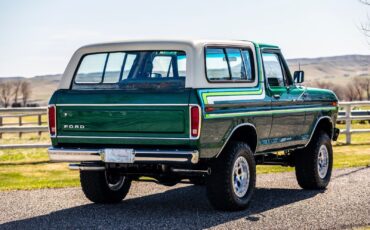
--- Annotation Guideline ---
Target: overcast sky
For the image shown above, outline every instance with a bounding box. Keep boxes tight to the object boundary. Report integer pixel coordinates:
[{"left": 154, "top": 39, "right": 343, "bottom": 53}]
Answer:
[{"left": 0, "top": 0, "right": 369, "bottom": 77}]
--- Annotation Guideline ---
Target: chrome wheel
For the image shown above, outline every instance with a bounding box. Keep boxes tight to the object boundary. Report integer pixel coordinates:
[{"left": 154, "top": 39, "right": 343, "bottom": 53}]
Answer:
[
  {"left": 317, "top": 145, "right": 329, "bottom": 179},
  {"left": 105, "top": 172, "right": 125, "bottom": 191},
  {"left": 232, "top": 156, "right": 250, "bottom": 198}
]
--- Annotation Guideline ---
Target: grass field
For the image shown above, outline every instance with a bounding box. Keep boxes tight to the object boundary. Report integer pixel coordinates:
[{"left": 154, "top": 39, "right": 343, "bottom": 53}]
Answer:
[{"left": 0, "top": 124, "right": 369, "bottom": 190}]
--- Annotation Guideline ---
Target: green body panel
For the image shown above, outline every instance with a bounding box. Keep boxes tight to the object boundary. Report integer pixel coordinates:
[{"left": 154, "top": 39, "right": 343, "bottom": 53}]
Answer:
[
  {"left": 256, "top": 43, "right": 280, "bottom": 49},
  {"left": 50, "top": 89, "right": 197, "bottom": 148},
  {"left": 302, "top": 87, "right": 338, "bottom": 141},
  {"left": 59, "top": 107, "right": 185, "bottom": 133},
  {"left": 268, "top": 86, "right": 306, "bottom": 146},
  {"left": 197, "top": 87, "right": 337, "bottom": 157},
  {"left": 49, "top": 43, "right": 338, "bottom": 160},
  {"left": 196, "top": 43, "right": 338, "bottom": 157}
]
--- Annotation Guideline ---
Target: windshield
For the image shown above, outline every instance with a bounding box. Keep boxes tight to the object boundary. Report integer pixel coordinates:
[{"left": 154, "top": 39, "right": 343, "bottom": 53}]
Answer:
[{"left": 73, "top": 50, "right": 186, "bottom": 90}]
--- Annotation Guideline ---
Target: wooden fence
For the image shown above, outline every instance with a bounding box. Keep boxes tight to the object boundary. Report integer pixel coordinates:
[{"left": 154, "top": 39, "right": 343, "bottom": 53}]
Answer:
[
  {"left": 337, "top": 101, "right": 370, "bottom": 144},
  {"left": 0, "top": 102, "right": 369, "bottom": 149},
  {"left": 0, "top": 107, "right": 49, "bottom": 149}
]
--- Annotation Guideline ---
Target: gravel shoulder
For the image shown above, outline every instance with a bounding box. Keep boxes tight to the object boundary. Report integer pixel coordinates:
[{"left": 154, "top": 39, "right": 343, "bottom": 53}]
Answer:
[{"left": 0, "top": 167, "right": 369, "bottom": 229}]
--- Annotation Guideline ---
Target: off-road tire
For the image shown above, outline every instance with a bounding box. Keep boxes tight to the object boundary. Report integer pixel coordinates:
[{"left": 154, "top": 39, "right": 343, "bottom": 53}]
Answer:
[
  {"left": 206, "top": 142, "right": 256, "bottom": 211},
  {"left": 80, "top": 170, "right": 131, "bottom": 203},
  {"left": 295, "top": 131, "right": 333, "bottom": 189}
]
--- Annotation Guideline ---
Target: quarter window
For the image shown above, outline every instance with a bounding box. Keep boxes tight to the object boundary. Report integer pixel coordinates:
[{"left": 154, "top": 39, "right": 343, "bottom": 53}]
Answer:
[
  {"left": 206, "top": 48, "right": 230, "bottom": 81},
  {"left": 205, "top": 47, "right": 254, "bottom": 82},
  {"left": 241, "top": 50, "right": 253, "bottom": 80},
  {"left": 225, "top": 48, "right": 245, "bottom": 80}
]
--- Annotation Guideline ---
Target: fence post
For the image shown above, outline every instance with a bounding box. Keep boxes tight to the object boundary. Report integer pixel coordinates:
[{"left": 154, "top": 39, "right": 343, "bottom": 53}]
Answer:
[
  {"left": 38, "top": 114, "right": 42, "bottom": 137},
  {"left": 18, "top": 116, "right": 22, "bottom": 138},
  {"left": 345, "top": 104, "right": 351, "bottom": 144},
  {"left": 0, "top": 117, "right": 2, "bottom": 139}
]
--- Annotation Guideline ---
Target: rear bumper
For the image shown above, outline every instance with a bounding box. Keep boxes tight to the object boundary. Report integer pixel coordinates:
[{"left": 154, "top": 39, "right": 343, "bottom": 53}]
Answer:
[{"left": 48, "top": 147, "right": 199, "bottom": 164}]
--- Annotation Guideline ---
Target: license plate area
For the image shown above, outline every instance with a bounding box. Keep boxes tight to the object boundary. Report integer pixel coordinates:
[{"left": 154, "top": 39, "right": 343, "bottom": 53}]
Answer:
[{"left": 103, "top": 148, "right": 135, "bottom": 163}]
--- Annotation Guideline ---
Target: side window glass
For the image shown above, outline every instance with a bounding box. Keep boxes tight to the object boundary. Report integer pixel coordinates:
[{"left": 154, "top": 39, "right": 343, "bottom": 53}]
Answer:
[
  {"left": 225, "top": 48, "right": 245, "bottom": 80},
  {"left": 121, "top": 54, "right": 136, "bottom": 80},
  {"left": 177, "top": 54, "right": 186, "bottom": 77},
  {"left": 75, "top": 53, "right": 107, "bottom": 83},
  {"left": 262, "top": 53, "right": 285, "bottom": 87},
  {"left": 151, "top": 56, "right": 173, "bottom": 78},
  {"left": 103, "top": 52, "right": 125, "bottom": 83},
  {"left": 206, "top": 47, "right": 255, "bottom": 82},
  {"left": 206, "top": 48, "right": 230, "bottom": 81}
]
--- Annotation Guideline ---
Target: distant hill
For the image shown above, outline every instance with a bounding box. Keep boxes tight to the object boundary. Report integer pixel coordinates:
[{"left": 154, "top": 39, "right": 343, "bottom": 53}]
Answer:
[
  {"left": 0, "top": 55, "right": 369, "bottom": 105},
  {"left": 287, "top": 55, "right": 370, "bottom": 84},
  {"left": 0, "top": 74, "right": 62, "bottom": 106},
  {"left": 29, "top": 74, "right": 62, "bottom": 105}
]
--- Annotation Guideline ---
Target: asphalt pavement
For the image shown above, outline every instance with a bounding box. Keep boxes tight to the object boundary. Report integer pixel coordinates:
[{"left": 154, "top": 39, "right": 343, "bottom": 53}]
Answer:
[{"left": 0, "top": 167, "right": 369, "bottom": 229}]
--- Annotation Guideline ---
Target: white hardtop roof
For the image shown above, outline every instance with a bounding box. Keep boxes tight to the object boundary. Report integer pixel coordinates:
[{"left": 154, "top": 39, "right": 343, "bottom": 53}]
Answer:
[
  {"left": 59, "top": 39, "right": 259, "bottom": 89},
  {"left": 78, "top": 39, "right": 254, "bottom": 51}
]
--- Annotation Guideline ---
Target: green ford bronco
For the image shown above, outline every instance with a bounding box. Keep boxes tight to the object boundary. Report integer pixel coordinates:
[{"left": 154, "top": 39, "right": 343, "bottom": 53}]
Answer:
[{"left": 48, "top": 39, "right": 339, "bottom": 211}]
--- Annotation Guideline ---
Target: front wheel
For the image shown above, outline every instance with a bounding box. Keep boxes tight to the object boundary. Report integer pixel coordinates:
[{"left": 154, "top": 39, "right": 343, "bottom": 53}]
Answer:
[
  {"left": 295, "top": 131, "right": 333, "bottom": 189},
  {"left": 80, "top": 170, "right": 131, "bottom": 203},
  {"left": 206, "top": 142, "right": 256, "bottom": 211}
]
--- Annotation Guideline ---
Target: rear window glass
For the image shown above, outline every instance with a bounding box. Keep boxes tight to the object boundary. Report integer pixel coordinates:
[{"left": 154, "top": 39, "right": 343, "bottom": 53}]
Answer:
[
  {"left": 205, "top": 47, "right": 254, "bottom": 82},
  {"left": 73, "top": 51, "right": 186, "bottom": 90},
  {"left": 122, "top": 54, "right": 136, "bottom": 80},
  {"left": 103, "top": 52, "right": 125, "bottom": 83},
  {"left": 75, "top": 53, "right": 107, "bottom": 83}
]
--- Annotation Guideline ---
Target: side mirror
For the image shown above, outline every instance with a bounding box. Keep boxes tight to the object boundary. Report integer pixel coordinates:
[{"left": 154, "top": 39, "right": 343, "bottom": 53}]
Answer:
[{"left": 294, "top": 71, "right": 304, "bottom": 83}]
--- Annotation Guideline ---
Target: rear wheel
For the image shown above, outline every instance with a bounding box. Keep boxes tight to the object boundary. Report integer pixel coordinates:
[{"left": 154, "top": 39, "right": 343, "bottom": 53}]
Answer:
[
  {"left": 80, "top": 170, "right": 131, "bottom": 203},
  {"left": 295, "top": 131, "right": 333, "bottom": 189},
  {"left": 206, "top": 142, "right": 256, "bottom": 211}
]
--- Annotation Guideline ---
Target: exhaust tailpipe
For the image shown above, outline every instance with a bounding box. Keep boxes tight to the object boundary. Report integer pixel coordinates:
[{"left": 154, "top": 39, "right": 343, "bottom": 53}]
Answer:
[{"left": 170, "top": 168, "right": 211, "bottom": 175}]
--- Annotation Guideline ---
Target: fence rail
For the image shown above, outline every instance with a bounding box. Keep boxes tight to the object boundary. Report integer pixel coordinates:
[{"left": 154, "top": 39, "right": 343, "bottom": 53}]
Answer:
[
  {"left": 0, "top": 126, "right": 49, "bottom": 133},
  {"left": 0, "top": 144, "right": 50, "bottom": 149},
  {"left": 0, "top": 102, "right": 369, "bottom": 149},
  {"left": 0, "top": 107, "right": 47, "bottom": 113},
  {"left": 337, "top": 101, "right": 370, "bottom": 144},
  {"left": 0, "top": 107, "right": 49, "bottom": 148}
]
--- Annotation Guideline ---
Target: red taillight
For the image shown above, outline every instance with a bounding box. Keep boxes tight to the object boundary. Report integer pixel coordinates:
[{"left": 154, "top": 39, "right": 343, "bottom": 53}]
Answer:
[
  {"left": 48, "top": 105, "right": 56, "bottom": 136},
  {"left": 190, "top": 106, "right": 200, "bottom": 138}
]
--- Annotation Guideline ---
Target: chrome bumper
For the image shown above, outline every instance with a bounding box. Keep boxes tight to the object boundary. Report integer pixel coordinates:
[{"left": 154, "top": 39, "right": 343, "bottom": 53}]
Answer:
[{"left": 48, "top": 147, "right": 199, "bottom": 164}]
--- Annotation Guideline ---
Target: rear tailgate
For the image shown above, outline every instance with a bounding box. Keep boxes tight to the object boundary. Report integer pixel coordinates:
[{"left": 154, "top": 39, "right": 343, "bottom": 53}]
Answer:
[{"left": 52, "top": 89, "right": 194, "bottom": 146}]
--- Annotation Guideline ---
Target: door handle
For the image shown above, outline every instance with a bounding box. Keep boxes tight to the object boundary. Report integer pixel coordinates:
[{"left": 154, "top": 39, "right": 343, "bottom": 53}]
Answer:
[{"left": 273, "top": 94, "right": 280, "bottom": 99}]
